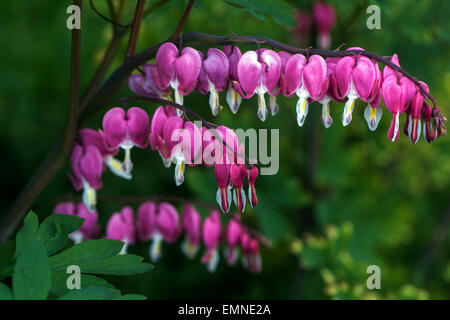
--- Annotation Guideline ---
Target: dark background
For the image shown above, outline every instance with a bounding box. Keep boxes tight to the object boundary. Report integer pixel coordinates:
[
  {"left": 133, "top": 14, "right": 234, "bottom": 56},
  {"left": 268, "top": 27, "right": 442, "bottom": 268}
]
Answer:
[{"left": 0, "top": 0, "right": 448, "bottom": 299}]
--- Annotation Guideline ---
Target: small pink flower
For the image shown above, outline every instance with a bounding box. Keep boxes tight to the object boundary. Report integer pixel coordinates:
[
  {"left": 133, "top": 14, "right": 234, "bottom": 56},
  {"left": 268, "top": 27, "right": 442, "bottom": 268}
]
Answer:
[
  {"left": 230, "top": 163, "right": 246, "bottom": 212},
  {"left": 382, "top": 75, "right": 415, "bottom": 142},
  {"left": 225, "top": 219, "right": 242, "bottom": 266},
  {"left": 268, "top": 51, "right": 292, "bottom": 116},
  {"left": 335, "top": 48, "right": 378, "bottom": 126},
  {"left": 68, "top": 143, "right": 103, "bottom": 212},
  {"left": 224, "top": 46, "right": 243, "bottom": 114},
  {"left": 422, "top": 104, "right": 434, "bottom": 143},
  {"left": 197, "top": 48, "right": 229, "bottom": 116},
  {"left": 150, "top": 202, "right": 181, "bottom": 262},
  {"left": 313, "top": 2, "right": 335, "bottom": 49},
  {"left": 53, "top": 202, "right": 99, "bottom": 243},
  {"left": 234, "top": 49, "right": 281, "bottom": 121},
  {"left": 156, "top": 42, "right": 202, "bottom": 115},
  {"left": 105, "top": 206, "right": 136, "bottom": 254},
  {"left": 401, "top": 81, "right": 429, "bottom": 144},
  {"left": 240, "top": 232, "right": 262, "bottom": 273},
  {"left": 181, "top": 204, "right": 202, "bottom": 259},
  {"left": 128, "top": 63, "right": 171, "bottom": 99},
  {"left": 136, "top": 201, "right": 157, "bottom": 242},
  {"left": 102, "top": 107, "right": 150, "bottom": 176},
  {"left": 201, "top": 210, "right": 222, "bottom": 272},
  {"left": 363, "top": 62, "right": 383, "bottom": 131},
  {"left": 242, "top": 166, "right": 258, "bottom": 208},
  {"left": 214, "top": 163, "right": 231, "bottom": 213},
  {"left": 284, "top": 54, "right": 328, "bottom": 126},
  {"left": 78, "top": 128, "right": 131, "bottom": 180}
]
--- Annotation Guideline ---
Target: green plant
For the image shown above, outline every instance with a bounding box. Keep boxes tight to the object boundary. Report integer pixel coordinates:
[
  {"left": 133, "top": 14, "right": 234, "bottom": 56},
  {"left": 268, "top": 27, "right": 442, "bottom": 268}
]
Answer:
[{"left": 0, "top": 211, "right": 152, "bottom": 300}]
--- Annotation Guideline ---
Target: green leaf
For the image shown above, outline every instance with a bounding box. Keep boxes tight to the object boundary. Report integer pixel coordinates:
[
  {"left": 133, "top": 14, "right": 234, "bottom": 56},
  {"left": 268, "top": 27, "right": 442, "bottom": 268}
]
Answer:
[
  {"left": 50, "top": 271, "right": 116, "bottom": 296},
  {"left": 75, "top": 254, "right": 153, "bottom": 276},
  {"left": 0, "top": 240, "right": 15, "bottom": 279},
  {"left": 0, "top": 283, "right": 13, "bottom": 300},
  {"left": 14, "top": 211, "right": 39, "bottom": 259},
  {"left": 37, "top": 214, "right": 84, "bottom": 256},
  {"left": 224, "top": 0, "right": 296, "bottom": 26},
  {"left": 58, "top": 286, "right": 121, "bottom": 300},
  {"left": 13, "top": 240, "right": 51, "bottom": 300},
  {"left": 49, "top": 239, "right": 124, "bottom": 272},
  {"left": 112, "top": 294, "right": 147, "bottom": 300}
]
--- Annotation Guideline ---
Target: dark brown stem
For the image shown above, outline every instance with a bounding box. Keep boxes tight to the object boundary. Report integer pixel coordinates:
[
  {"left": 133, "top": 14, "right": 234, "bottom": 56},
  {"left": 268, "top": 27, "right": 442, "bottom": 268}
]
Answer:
[
  {"left": 169, "top": 0, "right": 194, "bottom": 42},
  {"left": 0, "top": 0, "right": 83, "bottom": 243},
  {"left": 125, "top": 0, "right": 146, "bottom": 60},
  {"left": 89, "top": 0, "right": 129, "bottom": 28}
]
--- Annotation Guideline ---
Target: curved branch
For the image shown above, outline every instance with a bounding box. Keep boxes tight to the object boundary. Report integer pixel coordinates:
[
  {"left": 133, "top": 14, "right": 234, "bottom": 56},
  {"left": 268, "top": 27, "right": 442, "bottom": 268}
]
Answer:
[{"left": 89, "top": 0, "right": 130, "bottom": 28}]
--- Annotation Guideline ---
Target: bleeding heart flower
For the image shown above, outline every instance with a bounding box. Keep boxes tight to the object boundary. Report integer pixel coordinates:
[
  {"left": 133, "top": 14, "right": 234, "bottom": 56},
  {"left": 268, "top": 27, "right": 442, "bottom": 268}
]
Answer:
[
  {"left": 268, "top": 51, "right": 291, "bottom": 116},
  {"left": 169, "top": 120, "right": 202, "bottom": 186},
  {"left": 105, "top": 206, "right": 136, "bottom": 255},
  {"left": 242, "top": 166, "right": 259, "bottom": 208},
  {"left": 215, "top": 163, "right": 232, "bottom": 213},
  {"left": 149, "top": 202, "right": 181, "bottom": 262},
  {"left": 68, "top": 143, "right": 103, "bottom": 212},
  {"left": 284, "top": 54, "right": 328, "bottom": 126},
  {"left": 363, "top": 62, "right": 383, "bottom": 131},
  {"left": 335, "top": 48, "right": 378, "bottom": 126},
  {"left": 313, "top": 1, "right": 335, "bottom": 49},
  {"left": 128, "top": 63, "right": 171, "bottom": 99},
  {"left": 230, "top": 163, "right": 246, "bottom": 212},
  {"left": 406, "top": 81, "right": 429, "bottom": 144},
  {"left": 102, "top": 107, "right": 150, "bottom": 176},
  {"left": 234, "top": 49, "right": 281, "bottom": 121},
  {"left": 53, "top": 202, "right": 99, "bottom": 243},
  {"left": 201, "top": 210, "right": 222, "bottom": 272},
  {"left": 181, "top": 204, "right": 202, "bottom": 259},
  {"left": 136, "top": 201, "right": 157, "bottom": 242},
  {"left": 225, "top": 219, "right": 242, "bottom": 266},
  {"left": 156, "top": 42, "right": 202, "bottom": 116},
  {"left": 224, "top": 45, "right": 243, "bottom": 114},
  {"left": 197, "top": 48, "right": 229, "bottom": 116},
  {"left": 382, "top": 75, "right": 415, "bottom": 142},
  {"left": 240, "top": 232, "right": 262, "bottom": 273},
  {"left": 78, "top": 128, "right": 131, "bottom": 180}
]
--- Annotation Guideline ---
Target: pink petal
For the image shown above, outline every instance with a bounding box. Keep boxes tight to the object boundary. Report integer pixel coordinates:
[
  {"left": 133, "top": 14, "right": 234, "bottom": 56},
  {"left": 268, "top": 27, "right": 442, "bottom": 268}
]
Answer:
[{"left": 155, "top": 42, "right": 178, "bottom": 88}]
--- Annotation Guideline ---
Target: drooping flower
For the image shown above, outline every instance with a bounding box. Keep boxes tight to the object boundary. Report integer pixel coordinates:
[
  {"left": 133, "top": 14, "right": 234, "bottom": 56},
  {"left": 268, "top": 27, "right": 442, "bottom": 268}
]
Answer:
[
  {"left": 334, "top": 49, "right": 381, "bottom": 126},
  {"left": 313, "top": 1, "right": 335, "bottom": 49},
  {"left": 149, "top": 202, "right": 181, "bottom": 262},
  {"left": 53, "top": 202, "right": 99, "bottom": 244},
  {"left": 105, "top": 206, "right": 136, "bottom": 255},
  {"left": 197, "top": 48, "right": 229, "bottom": 116},
  {"left": 78, "top": 128, "right": 130, "bottom": 180},
  {"left": 136, "top": 201, "right": 157, "bottom": 242},
  {"left": 269, "top": 51, "right": 291, "bottom": 116},
  {"left": 201, "top": 210, "right": 222, "bottom": 272},
  {"left": 240, "top": 232, "right": 262, "bottom": 273},
  {"left": 181, "top": 204, "right": 202, "bottom": 259},
  {"left": 230, "top": 163, "right": 246, "bottom": 212},
  {"left": 225, "top": 219, "right": 242, "bottom": 266},
  {"left": 406, "top": 81, "right": 429, "bottom": 144},
  {"left": 102, "top": 107, "right": 150, "bottom": 176},
  {"left": 422, "top": 104, "right": 434, "bottom": 143},
  {"left": 155, "top": 42, "right": 202, "bottom": 115},
  {"left": 68, "top": 143, "right": 103, "bottom": 212},
  {"left": 381, "top": 75, "right": 415, "bottom": 142},
  {"left": 149, "top": 106, "right": 177, "bottom": 167},
  {"left": 363, "top": 62, "right": 383, "bottom": 131},
  {"left": 283, "top": 54, "right": 328, "bottom": 126},
  {"left": 234, "top": 49, "right": 281, "bottom": 121},
  {"left": 214, "top": 163, "right": 231, "bottom": 213},
  {"left": 242, "top": 166, "right": 258, "bottom": 208},
  {"left": 223, "top": 45, "right": 242, "bottom": 114},
  {"left": 128, "top": 63, "right": 171, "bottom": 100},
  {"left": 169, "top": 120, "right": 202, "bottom": 186}
]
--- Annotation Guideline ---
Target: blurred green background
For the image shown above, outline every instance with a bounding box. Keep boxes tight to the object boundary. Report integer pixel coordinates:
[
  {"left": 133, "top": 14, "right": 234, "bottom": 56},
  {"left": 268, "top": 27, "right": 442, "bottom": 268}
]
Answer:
[{"left": 0, "top": 0, "right": 449, "bottom": 299}]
